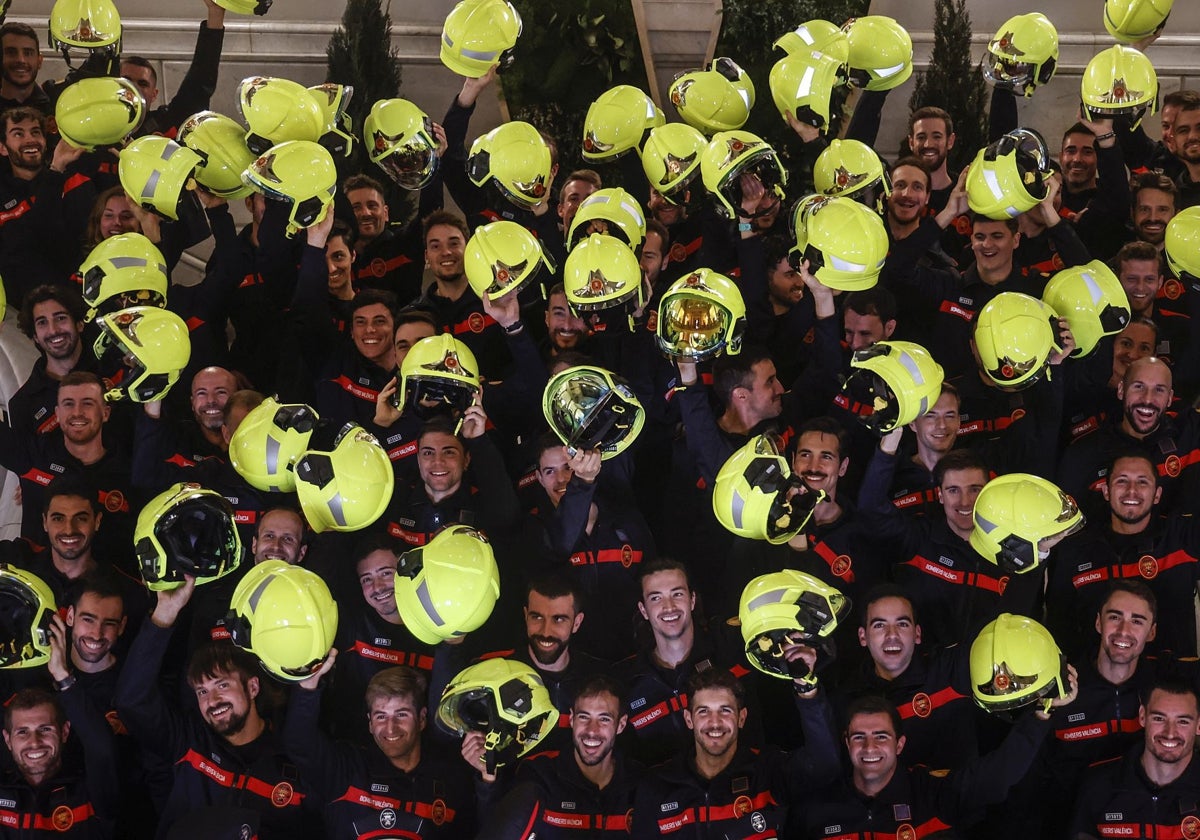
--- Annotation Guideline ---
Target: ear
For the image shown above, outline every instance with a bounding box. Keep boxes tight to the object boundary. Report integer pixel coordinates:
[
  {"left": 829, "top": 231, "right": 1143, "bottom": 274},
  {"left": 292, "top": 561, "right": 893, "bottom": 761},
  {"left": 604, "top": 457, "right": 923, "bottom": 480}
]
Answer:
[
  {"left": 1154, "top": 486, "right": 1163, "bottom": 505},
  {"left": 946, "top": 133, "right": 957, "bottom": 151},
  {"left": 914, "top": 624, "right": 922, "bottom": 646},
  {"left": 1147, "top": 622, "right": 1157, "bottom": 643},
  {"left": 883, "top": 319, "right": 897, "bottom": 340},
  {"left": 837, "top": 457, "right": 850, "bottom": 478},
  {"left": 571, "top": 611, "right": 584, "bottom": 634},
  {"left": 1100, "top": 482, "right": 1111, "bottom": 503},
  {"left": 1, "top": 730, "right": 9, "bottom": 751},
  {"left": 896, "top": 734, "right": 906, "bottom": 755},
  {"left": 616, "top": 714, "right": 628, "bottom": 735},
  {"left": 683, "top": 708, "right": 694, "bottom": 730},
  {"left": 1095, "top": 610, "right": 1103, "bottom": 637},
  {"left": 857, "top": 626, "right": 867, "bottom": 648},
  {"left": 736, "top": 707, "right": 748, "bottom": 729},
  {"left": 1139, "top": 704, "right": 1147, "bottom": 728},
  {"left": 637, "top": 601, "right": 649, "bottom": 621},
  {"left": 246, "top": 676, "right": 260, "bottom": 701},
  {"left": 65, "top": 606, "right": 76, "bottom": 628},
  {"left": 250, "top": 537, "right": 259, "bottom": 556},
  {"left": 419, "top": 707, "right": 428, "bottom": 731}
]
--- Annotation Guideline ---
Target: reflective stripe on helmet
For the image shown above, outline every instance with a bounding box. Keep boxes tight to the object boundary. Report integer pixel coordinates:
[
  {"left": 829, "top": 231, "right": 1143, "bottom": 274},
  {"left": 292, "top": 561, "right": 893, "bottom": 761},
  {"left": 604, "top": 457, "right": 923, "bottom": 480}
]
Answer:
[
  {"left": 730, "top": 490, "right": 745, "bottom": 529},
  {"left": 896, "top": 349, "right": 927, "bottom": 384},
  {"left": 416, "top": 579, "right": 446, "bottom": 627},
  {"left": 793, "top": 65, "right": 817, "bottom": 98},
  {"left": 327, "top": 493, "right": 347, "bottom": 527},
  {"left": 828, "top": 254, "right": 868, "bottom": 272},
  {"left": 746, "top": 588, "right": 788, "bottom": 611},
  {"left": 1081, "top": 270, "right": 1105, "bottom": 305},
  {"left": 976, "top": 512, "right": 999, "bottom": 534},
  {"left": 141, "top": 169, "right": 160, "bottom": 200},
  {"left": 875, "top": 62, "right": 907, "bottom": 79}
]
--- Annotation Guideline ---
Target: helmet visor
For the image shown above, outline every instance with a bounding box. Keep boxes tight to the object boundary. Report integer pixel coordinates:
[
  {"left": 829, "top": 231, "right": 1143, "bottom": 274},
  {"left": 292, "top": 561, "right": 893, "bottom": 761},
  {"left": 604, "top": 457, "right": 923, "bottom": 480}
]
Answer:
[
  {"left": 377, "top": 138, "right": 440, "bottom": 190},
  {"left": 975, "top": 654, "right": 1067, "bottom": 713},
  {"left": 657, "top": 296, "right": 734, "bottom": 360},
  {"left": 400, "top": 376, "right": 478, "bottom": 418},
  {"left": 984, "top": 57, "right": 1035, "bottom": 91},
  {"left": 153, "top": 497, "right": 240, "bottom": 581},
  {"left": 0, "top": 583, "right": 51, "bottom": 668},
  {"left": 548, "top": 374, "right": 640, "bottom": 454},
  {"left": 720, "top": 155, "right": 785, "bottom": 217}
]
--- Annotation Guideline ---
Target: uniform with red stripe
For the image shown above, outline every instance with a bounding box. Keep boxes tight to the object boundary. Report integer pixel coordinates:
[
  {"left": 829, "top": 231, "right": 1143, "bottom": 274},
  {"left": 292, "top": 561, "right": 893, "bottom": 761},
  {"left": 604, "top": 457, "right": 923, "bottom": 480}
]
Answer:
[
  {"left": 326, "top": 604, "right": 436, "bottom": 742},
  {"left": 113, "top": 621, "right": 322, "bottom": 839},
  {"left": 484, "top": 749, "right": 641, "bottom": 840},
  {"left": 0, "top": 681, "right": 119, "bottom": 839},
  {"left": 1058, "top": 360, "right": 1200, "bottom": 523},
  {"left": 0, "top": 419, "right": 136, "bottom": 574},
  {"left": 282, "top": 683, "right": 476, "bottom": 840},
  {"left": 1071, "top": 741, "right": 1200, "bottom": 840},
  {"left": 833, "top": 646, "right": 978, "bottom": 772},
  {"left": 858, "top": 447, "right": 1041, "bottom": 648},
  {"left": 525, "top": 450, "right": 655, "bottom": 663},
  {"left": 796, "top": 709, "right": 1054, "bottom": 840},
  {"left": 1049, "top": 515, "right": 1200, "bottom": 657},
  {"left": 630, "top": 690, "right": 840, "bottom": 840},
  {"left": 615, "top": 638, "right": 758, "bottom": 767}
]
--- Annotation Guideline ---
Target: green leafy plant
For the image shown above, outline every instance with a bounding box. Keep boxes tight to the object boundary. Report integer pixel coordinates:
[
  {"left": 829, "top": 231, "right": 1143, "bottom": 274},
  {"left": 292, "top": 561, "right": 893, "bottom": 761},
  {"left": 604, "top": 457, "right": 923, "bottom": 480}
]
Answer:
[
  {"left": 906, "top": 0, "right": 989, "bottom": 173},
  {"left": 714, "top": 0, "right": 869, "bottom": 175},
  {"left": 501, "top": 0, "right": 650, "bottom": 175}
]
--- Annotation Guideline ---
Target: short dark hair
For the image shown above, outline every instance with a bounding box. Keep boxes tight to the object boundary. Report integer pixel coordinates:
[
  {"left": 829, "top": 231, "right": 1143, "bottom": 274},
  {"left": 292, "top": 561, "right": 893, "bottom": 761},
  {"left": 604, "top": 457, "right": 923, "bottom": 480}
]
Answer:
[
  {"left": 638, "top": 556, "right": 692, "bottom": 594},
  {"left": 0, "top": 106, "right": 43, "bottom": 136},
  {"left": 890, "top": 156, "right": 931, "bottom": 191},
  {"left": 394, "top": 307, "right": 439, "bottom": 331},
  {"left": 1132, "top": 171, "right": 1178, "bottom": 207},
  {"left": 1123, "top": 315, "right": 1159, "bottom": 344},
  {"left": 342, "top": 173, "right": 385, "bottom": 199},
  {"left": 687, "top": 667, "right": 745, "bottom": 710},
  {"left": 58, "top": 370, "right": 104, "bottom": 393},
  {"left": 352, "top": 530, "right": 399, "bottom": 565},
  {"left": 574, "top": 674, "right": 626, "bottom": 710},
  {"left": 527, "top": 573, "right": 583, "bottom": 615},
  {"left": 712, "top": 345, "right": 773, "bottom": 406},
  {"left": 1142, "top": 676, "right": 1199, "bottom": 709},
  {"left": 328, "top": 219, "right": 357, "bottom": 253},
  {"left": 1105, "top": 450, "right": 1158, "bottom": 486},
  {"left": 417, "top": 415, "right": 463, "bottom": 445},
  {"left": 0, "top": 23, "right": 39, "bottom": 49},
  {"left": 534, "top": 430, "right": 567, "bottom": 464},
  {"left": 1168, "top": 90, "right": 1200, "bottom": 114},
  {"left": 796, "top": 416, "right": 850, "bottom": 463},
  {"left": 43, "top": 475, "right": 99, "bottom": 517},
  {"left": 186, "top": 643, "right": 261, "bottom": 689},
  {"left": 4, "top": 689, "right": 61, "bottom": 733},
  {"left": 645, "top": 218, "right": 670, "bottom": 250},
  {"left": 908, "top": 106, "right": 954, "bottom": 137},
  {"left": 762, "top": 233, "right": 794, "bottom": 271},
  {"left": 18, "top": 285, "right": 85, "bottom": 338},
  {"left": 969, "top": 212, "right": 1019, "bottom": 233},
  {"left": 70, "top": 569, "right": 127, "bottom": 613},
  {"left": 351, "top": 289, "right": 398, "bottom": 320},
  {"left": 1100, "top": 579, "right": 1158, "bottom": 624},
  {"left": 365, "top": 665, "right": 428, "bottom": 713},
  {"left": 933, "top": 449, "right": 990, "bottom": 488},
  {"left": 844, "top": 694, "right": 902, "bottom": 737},
  {"left": 859, "top": 583, "right": 918, "bottom": 628},
  {"left": 422, "top": 210, "right": 469, "bottom": 242},
  {"left": 559, "top": 169, "right": 601, "bottom": 204},
  {"left": 1061, "top": 122, "right": 1096, "bottom": 146},
  {"left": 1115, "top": 240, "right": 1161, "bottom": 271},
  {"left": 120, "top": 55, "right": 157, "bottom": 87},
  {"left": 844, "top": 287, "right": 897, "bottom": 325}
]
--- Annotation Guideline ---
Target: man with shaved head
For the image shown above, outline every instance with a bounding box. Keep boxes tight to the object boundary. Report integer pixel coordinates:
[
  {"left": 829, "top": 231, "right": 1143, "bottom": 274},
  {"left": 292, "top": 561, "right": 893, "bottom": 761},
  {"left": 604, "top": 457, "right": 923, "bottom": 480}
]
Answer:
[{"left": 1060, "top": 357, "right": 1200, "bottom": 519}]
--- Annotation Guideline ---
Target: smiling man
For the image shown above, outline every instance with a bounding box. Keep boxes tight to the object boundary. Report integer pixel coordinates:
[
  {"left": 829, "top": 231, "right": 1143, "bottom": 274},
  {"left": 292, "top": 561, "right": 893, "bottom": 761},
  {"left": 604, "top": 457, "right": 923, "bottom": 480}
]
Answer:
[
  {"left": 314, "top": 288, "right": 400, "bottom": 433},
  {"left": 799, "top": 689, "right": 1066, "bottom": 840},
  {"left": 632, "top": 664, "right": 840, "bottom": 840},
  {"left": 343, "top": 174, "right": 424, "bottom": 303},
  {"left": 11, "top": 285, "right": 89, "bottom": 436},
  {"left": 1052, "top": 453, "right": 1200, "bottom": 657},
  {"left": 287, "top": 661, "right": 478, "bottom": 839},
  {"left": 1072, "top": 679, "right": 1200, "bottom": 839},
  {"left": 1059, "top": 356, "right": 1200, "bottom": 524},
  {"left": 835, "top": 584, "right": 978, "bottom": 770},
  {"left": 324, "top": 535, "right": 437, "bottom": 741},
  {"left": 487, "top": 676, "right": 640, "bottom": 839},
  {"left": 115, "top": 578, "right": 321, "bottom": 839}
]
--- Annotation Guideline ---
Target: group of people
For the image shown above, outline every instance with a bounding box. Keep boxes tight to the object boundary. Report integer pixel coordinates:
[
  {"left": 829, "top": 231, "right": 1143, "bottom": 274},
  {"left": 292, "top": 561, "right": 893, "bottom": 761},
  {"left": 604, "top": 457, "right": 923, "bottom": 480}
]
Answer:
[{"left": 0, "top": 0, "right": 1198, "bottom": 837}]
